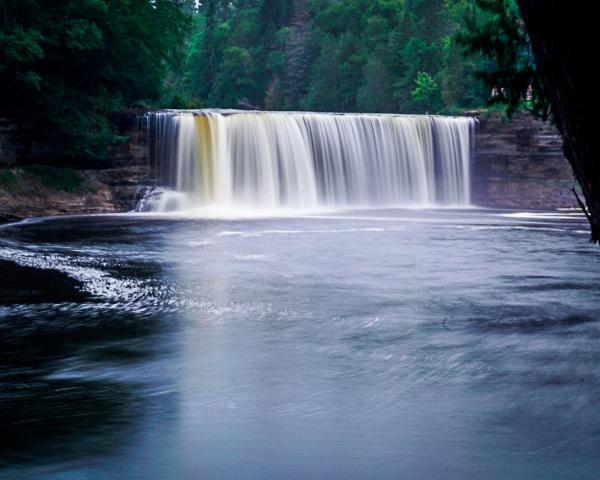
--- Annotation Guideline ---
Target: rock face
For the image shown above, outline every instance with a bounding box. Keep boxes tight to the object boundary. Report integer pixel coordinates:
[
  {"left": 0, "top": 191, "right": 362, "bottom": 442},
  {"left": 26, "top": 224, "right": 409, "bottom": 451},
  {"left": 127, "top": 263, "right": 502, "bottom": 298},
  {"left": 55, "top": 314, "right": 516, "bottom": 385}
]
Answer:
[
  {"left": 0, "top": 110, "right": 578, "bottom": 222},
  {"left": 0, "top": 113, "right": 154, "bottom": 222},
  {"left": 472, "top": 111, "right": 577, "bottom": 209},
  {"left": 0, "top": 120, "right": 18, "bottom": 168},
  {"left": 0, "top": 166, "right": 153, "bottom": 223},
  {"left": 109, "top": 112, "right": 150, "bottom": 168}
]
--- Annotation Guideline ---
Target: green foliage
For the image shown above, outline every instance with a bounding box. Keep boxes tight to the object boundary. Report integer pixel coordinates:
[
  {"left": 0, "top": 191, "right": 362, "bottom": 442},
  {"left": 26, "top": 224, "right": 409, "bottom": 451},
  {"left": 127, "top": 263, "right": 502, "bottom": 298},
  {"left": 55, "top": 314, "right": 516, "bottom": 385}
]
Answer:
[
  {"left": 0, "top": 0, "right": 513, "bottom": 166},
  {"left": 1, "top": 0, "right": 191, "bottom": 163},
  {"left": 302, "top": 0, "right": 404, "bottom": 112},
  {"left": 24, "top": 166, "right": 85, "bottom": 192},
  {"left": 210, "top": 46, "right": 258, "bottom": 107},
  {"left": 0, "top": 167, "right": 102, "bottom": 194},
  {"left": 178, "top": 0, "right": 490, "bottom": 113},
  {"left": 456, "top": 0, "right": 551, "bottom": 119},
  {"left": 357, "top": 57, "right": 395, "bottom": 113},
  {"left": 0, "top": 168, "right": 27, "bottom": 194},
  {"left": 0, "top": 170, "right": 18, "bottom": 187},
  {"left": 411, "top": 71, "right": 439, "bottom": 112}
]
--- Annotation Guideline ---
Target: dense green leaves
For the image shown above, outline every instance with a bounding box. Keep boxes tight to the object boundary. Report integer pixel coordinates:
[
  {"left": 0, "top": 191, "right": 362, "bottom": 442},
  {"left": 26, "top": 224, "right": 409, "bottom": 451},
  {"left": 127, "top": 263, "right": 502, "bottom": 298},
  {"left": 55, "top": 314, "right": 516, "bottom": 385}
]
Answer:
[
  {"left": 411, "top": 72, "right": 439, "bottom": 111},
  {"left": 1, "top": 0, "right": 190, "bottom": 163},
  {"left": 456, "top": 0, "right": 550, "bottom": 119},
  {"left": 177, "top": 0, "right": 489, "bottom": 114},
  {"left": 1, "top": 0, "right": 523, "bottom": 164}
]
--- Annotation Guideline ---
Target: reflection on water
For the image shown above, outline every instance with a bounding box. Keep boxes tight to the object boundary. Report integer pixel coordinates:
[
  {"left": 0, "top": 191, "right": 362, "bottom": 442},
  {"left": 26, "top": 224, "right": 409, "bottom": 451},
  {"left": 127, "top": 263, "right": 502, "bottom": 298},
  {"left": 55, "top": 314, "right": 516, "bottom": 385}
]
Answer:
[{"left": 1, "top": 209, "right": 599, "bottom": 479}]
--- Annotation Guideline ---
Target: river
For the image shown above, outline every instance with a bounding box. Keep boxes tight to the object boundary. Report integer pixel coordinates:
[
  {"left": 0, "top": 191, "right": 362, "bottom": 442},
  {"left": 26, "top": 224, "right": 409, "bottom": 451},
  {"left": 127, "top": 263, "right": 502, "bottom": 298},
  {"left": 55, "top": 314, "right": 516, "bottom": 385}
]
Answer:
[{"left": 1, "top": 208, "right": 599, "bottom": 479}]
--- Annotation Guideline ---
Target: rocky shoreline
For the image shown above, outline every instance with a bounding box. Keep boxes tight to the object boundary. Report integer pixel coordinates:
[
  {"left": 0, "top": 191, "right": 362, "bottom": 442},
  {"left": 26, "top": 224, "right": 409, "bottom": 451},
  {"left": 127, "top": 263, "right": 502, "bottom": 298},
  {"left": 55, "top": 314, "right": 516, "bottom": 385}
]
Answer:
[{"left": 0, "top": 166, "right": 151, "bottom": 224}]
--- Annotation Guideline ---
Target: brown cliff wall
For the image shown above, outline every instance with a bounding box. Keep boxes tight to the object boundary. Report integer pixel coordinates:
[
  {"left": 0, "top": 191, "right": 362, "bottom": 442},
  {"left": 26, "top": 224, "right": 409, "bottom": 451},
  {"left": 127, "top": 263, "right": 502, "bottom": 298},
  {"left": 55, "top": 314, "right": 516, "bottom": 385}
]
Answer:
[
  {"left": 473, "top": 111, "right": 577, "bottom": 209},
  {"left": 0, "top": 114, "right": 153, "bottom": 222}
]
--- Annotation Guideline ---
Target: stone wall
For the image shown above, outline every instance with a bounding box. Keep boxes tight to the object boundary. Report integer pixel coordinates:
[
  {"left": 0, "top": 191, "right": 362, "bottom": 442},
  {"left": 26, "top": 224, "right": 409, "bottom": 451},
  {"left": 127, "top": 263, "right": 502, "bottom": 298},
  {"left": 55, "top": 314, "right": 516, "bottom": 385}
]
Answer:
[{"left": 472, "top": 112, "right": 577, "bottom": 209}]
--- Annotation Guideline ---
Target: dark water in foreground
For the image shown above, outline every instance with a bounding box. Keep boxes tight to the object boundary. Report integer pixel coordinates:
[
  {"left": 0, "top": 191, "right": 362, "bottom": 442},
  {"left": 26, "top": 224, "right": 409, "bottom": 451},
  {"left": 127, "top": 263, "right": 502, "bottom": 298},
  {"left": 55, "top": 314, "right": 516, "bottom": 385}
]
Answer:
[{"left": 1, "top": 208, "right": 599, "bottom": 479}]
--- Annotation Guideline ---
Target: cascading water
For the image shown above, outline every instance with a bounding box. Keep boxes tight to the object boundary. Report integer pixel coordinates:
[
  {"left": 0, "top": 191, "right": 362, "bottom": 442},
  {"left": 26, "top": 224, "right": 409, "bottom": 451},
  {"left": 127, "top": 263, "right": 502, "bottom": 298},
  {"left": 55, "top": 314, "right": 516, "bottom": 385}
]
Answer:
[{"left": 140, "top": 110, "right": 476, "bottom": 212}]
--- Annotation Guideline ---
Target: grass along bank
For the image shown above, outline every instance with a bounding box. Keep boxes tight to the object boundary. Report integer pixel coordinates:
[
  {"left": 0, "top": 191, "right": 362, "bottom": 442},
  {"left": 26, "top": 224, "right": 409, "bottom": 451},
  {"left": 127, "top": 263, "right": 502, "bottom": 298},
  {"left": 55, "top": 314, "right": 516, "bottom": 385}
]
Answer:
[{"left": 0, "top": 165, "right": 151, "bottom": 223}]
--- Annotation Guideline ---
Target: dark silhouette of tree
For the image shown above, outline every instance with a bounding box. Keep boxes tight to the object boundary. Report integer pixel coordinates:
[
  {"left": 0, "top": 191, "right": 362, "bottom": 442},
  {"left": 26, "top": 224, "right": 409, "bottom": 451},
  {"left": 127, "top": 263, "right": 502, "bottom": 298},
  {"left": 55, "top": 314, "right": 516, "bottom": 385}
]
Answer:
[
  {"left": 457, "top": 0, "right": 550, "bottom": 119},
  {"left": 516, "top": 0, "right": 598, "bottom": 242}
]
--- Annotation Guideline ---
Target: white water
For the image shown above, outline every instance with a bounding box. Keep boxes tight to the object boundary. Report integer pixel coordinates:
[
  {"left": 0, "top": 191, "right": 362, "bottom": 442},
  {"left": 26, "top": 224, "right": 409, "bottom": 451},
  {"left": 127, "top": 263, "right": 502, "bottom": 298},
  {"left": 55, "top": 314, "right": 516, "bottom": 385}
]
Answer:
[{"left": 141, "top": 110, "right": 476, "bottom": 212}]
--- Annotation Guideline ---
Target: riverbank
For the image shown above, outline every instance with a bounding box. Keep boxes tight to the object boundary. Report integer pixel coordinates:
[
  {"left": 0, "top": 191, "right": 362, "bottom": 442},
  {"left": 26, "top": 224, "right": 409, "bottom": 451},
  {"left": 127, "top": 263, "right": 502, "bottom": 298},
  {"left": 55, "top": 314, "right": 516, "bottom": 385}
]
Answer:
[
  {"left": 0, "top": 112, "right": 149, "bottom": 223},
  {"left": 0, "top": 165, "right": 150, "bottom": 223}
]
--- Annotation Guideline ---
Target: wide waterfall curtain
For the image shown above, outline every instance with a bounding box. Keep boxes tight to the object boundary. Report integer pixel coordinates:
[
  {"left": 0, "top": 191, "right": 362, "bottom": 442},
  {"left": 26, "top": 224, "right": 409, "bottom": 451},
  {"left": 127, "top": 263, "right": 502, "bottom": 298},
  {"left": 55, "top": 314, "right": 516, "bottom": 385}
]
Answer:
[{"left": 147, "top": 111, "right": 476, "bottom": 210}]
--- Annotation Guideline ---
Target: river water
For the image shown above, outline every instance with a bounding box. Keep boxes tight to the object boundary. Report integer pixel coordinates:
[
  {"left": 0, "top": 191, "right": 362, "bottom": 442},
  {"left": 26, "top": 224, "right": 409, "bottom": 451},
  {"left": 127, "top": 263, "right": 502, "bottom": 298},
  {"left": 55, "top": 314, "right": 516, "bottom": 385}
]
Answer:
[{"left": 1, "top": 208, "right": 599, "bottom": 479}]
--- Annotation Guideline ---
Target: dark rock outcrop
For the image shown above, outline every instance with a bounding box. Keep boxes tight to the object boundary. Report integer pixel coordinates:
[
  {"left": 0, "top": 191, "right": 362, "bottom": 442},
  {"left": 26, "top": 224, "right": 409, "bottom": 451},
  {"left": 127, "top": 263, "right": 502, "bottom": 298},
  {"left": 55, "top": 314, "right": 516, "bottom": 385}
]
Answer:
[
  {"left": 473, "top": 111, "right": 576, "bottom": 209},
  {"left": 0, "top": 113, "right": 153, "bottom": 222},
  {"left": 0, "top": 166, "right": 153, "bottom": 222}
]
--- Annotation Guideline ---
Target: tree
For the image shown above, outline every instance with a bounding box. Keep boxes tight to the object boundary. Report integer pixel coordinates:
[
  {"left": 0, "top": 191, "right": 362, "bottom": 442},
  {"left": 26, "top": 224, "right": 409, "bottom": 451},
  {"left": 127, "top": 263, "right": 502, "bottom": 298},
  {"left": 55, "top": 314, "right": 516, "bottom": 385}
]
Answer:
[
  {"left": 439, "top": 0, "right": 488, "bottom": 111},
  {"left": 457, "top": 0, "right": 599, "bottom": 242},
  {"left": 411, "top": 71, "right": 439, "bottom": 112},
  {"left": 179, "top": 0, "right": 493, "bottom": 114},
  {"left": 357, "top": 57, "right": 395, "bottom": 113},
  {"left": 456, "top": 0, "right": 550, "bottom": 118},
  {"left": 209, "top": 46, "right": 257, "bottom": 107},
  {"left": 0, "top": 0, "right": 190, "bottom": 163},
  {"left": 515, "top": 1, "right": 599, "bottom": 242},
  {"left": 191, "top": 0, "right": 220, "bottom": 101}
]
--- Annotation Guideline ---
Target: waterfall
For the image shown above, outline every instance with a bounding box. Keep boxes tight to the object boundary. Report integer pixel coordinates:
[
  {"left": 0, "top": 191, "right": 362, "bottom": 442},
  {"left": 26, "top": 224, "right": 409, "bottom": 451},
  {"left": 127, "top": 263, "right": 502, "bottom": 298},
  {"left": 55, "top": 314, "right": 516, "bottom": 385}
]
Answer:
[{"left": 143, "top": 110, "right": 476, "bottom": 212}]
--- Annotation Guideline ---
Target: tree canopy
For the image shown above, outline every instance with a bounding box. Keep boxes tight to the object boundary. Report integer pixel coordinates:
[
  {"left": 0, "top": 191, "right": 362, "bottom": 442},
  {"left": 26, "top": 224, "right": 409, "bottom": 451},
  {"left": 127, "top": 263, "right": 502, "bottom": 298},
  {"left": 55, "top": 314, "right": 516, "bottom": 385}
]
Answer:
[
  {"left": 1, "top": 0, "right": 530, "bottom": 163},
  {"left": 0, "top": 0, "right": 190, "bottom": 163},
  {"left": 456, "top": 0, "right": 551, "bottom": 119},
  {"left": 174, "top": 0, "right": 490, "bottom": 114}
]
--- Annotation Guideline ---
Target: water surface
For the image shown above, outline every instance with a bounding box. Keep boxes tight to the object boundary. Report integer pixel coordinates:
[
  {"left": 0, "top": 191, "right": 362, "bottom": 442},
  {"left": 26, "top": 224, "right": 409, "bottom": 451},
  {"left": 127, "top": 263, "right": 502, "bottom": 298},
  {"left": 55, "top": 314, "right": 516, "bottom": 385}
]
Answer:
[{"left": 1, "top": 208, "right": 599, "bottom": 479}]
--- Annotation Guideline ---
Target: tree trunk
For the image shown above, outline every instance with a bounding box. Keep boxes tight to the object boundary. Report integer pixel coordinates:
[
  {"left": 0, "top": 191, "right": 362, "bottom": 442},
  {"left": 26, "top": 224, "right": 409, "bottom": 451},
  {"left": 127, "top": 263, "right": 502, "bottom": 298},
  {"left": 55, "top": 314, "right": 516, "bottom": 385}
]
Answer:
[
  {"left": 284, "top": 0, "right": 311, "bottom": 108},
  {"left": 516, "top": 1, "right": 599, "bottom": 242}
]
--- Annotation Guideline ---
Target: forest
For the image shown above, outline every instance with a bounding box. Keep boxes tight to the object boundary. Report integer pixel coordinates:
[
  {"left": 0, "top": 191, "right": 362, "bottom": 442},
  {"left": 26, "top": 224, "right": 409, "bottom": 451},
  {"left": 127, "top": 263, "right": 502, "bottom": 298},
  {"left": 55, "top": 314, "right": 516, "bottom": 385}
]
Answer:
[
  {"left": 178, "top": 0, "right": 490, "bottom": 114},
  {"left": 1, "top": 0, "right": 540, "bottom": 164}
]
